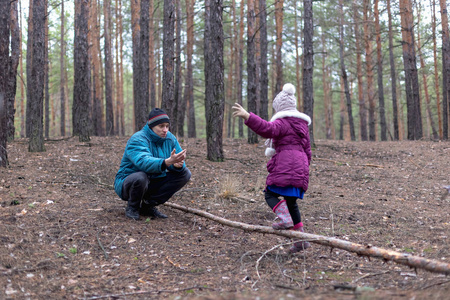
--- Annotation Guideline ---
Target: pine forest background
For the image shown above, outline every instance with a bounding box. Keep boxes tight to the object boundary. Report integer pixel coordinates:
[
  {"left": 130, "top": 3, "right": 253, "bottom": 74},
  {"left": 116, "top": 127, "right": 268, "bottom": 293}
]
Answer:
[{"left": 3, "top": 0, "right": 450, "bottom": 149}]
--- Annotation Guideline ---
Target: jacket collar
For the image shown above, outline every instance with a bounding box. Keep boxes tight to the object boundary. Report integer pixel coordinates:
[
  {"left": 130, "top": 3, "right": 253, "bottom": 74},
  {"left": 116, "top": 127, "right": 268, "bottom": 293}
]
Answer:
[{"left": 270, "top": 110, "right": 311, "bottom": 125}]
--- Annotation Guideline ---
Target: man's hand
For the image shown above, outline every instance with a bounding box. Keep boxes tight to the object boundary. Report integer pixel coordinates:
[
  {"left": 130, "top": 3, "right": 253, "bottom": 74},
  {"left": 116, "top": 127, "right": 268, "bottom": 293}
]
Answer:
[
  {"left": 165, "top": 149, "right": 186, "bottom": 167},
  {"left": 232, "top": 103, "right": 250, "bottom": 121},
  {"left": 173, "top": 161, "right": 184, "bottom": 168}
]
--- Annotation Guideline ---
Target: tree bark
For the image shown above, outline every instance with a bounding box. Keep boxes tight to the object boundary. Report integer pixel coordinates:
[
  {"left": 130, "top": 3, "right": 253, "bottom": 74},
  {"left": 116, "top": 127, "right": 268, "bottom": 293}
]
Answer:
[
  {"left": 26, "top": 0, "right": 33, "bottom": 138},
  {"left": 7, "top": 0, "right": 20, "bottom": 141},
  {"left": 73, "top": 0, "right": 91, "bottom": 142},
  {"left": 131, "top": 0, "right": 140, "bottom": 132},
  {"left": 185, "top": 0, "right": 196, "bottom": 138},
  {"left": 165, "top": 202, "right": 450, "bottom": 276},
  {"left": 440, "top": 0, "right": 450, "bottom": 139},
  {"left": 387, "top": 0, "right": 399, "bottom": 140},
  {"left": 339, "top": 0, "right": 355, "bottom": 141},
  {"left": 247, "top": 0, "right": 258, "bottom": 144},
  {"left": 104, "top": 0, "right": 114, "bottom": 135},
  {"left": 237, "top": 0, "right": 245, "bottom": 138},
  {"left": 29, "top": 0, "right": 46, "bottom": 151},
  {"left": 59, "top": 0, "right": 65, "bottom": 136},
  {"left": 0, "top": 0, "right": 11, "bottom": 166},
  {"left": 259, "top": 0, "right": 268, "bottom": 121},
  {"left": 149, "top": 0, "right": 156, "bottom": 110},
  {"left": 204, "top": 0, "right": 225, "bottom": 161},
  {"left": 431, "top": 0, "right": 442, "bottom": 139},
  {"left": 303, "top": 0, "right": 314, "bottom": 145},
  {"left": 364, "top": 0, "right": 376, "bottom": 141},
  {"left": 374, "top": 0, "right": 387, "bottom": 141},
  {"left": 162, "top": 0, "right": 175, "bottom": 121},
  {"left": 44, "top": 0, "right": 49, "bottom": 138},
  {"left": 400, "top": 0, "right": 423, "bottom": 140},
  {"left": 274, "top": 0, "right": 283, "bottom": 94},
  {"left": 175, "top": 0, "right": 183, "bottom": 136}
]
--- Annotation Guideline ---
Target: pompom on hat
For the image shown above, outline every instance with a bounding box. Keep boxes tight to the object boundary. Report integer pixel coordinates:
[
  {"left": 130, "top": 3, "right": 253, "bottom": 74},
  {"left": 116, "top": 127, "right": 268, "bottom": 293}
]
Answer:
[
  {"left": 148, "top": 108, "right": 170, "bottom": 128},
  {"left": 272, "top": 83, "right": 297, "bottom": 113}
]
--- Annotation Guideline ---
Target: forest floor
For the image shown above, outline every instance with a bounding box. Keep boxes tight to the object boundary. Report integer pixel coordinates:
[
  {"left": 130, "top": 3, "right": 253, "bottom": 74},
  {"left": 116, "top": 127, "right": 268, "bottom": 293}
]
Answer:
[{"left": 0, "top": 136, "right": 449, "bottom": 300}]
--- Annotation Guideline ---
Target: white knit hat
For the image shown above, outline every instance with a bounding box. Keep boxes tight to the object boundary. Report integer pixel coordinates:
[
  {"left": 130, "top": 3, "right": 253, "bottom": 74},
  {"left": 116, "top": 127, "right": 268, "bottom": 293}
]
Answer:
[{"left": 272, "top": 83, "right": 297, "bottom": 113}]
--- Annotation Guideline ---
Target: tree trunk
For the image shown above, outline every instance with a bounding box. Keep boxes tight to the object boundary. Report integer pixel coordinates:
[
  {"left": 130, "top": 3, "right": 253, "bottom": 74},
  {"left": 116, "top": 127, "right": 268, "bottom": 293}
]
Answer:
[
  {"left": 400, "top": 0, "right": 423, "bottom": 140},
  {"left": 431, "top": 0, "right": 442, "bottom": 139},
  {"left": 416, "top": 1, "right": 438, "bottom": 139},
  {"left": 259, "top": 0, "right": 268, "bottom": 121},
  {"left": 7, "top": 0, "right": 20, "bottom": 141},
  {"left": 149, "top": 0, "right": 156, "bottom": 110},
  {"left": 131, "top": 0, "right": 140, "bottom": 132},
  {"left": 364, "top": 0, "right": 376, "bottom": 141},
  {"left": 440, "top": 0, "right": 450, "bottom": 139},
  {"left": 185, "top": 0, "right": 196, "bottom": 138},
  {"left": 237, "top": 0, "right": 245, "bottom": 138},
  {"left": 294, "top": 1, "right": 302, "bottom": 111},
  {"left": 19, "top": 0, "right": 25, "bottom": 138},
  {"left": 339, "top": 0, "right": 355, "bottom": 141},
  {"left": 374, "top": 0, "right": 387, "bottom": 141},
  {"left": 162, "top": 0, "right": 175, "bottom": 121},
  {"left": 303, "top": 0, "right": 314, "bottom": 144},
  {"left": 104, "top": 0, "right": 114, "bottom": 135},
  {"left": 353, "top": 0, "right": 367, "bottom": 141},
  {"left": 26, "top": 0, "right": 33, "bottom": 138},
  {"left": 321, "top": 35, "right": 333, "bottom": 140},
  {"left": 274, "top": 0, "right": 283, "bottom": 94},
  {"left": 90, "top": 0, "right": 104, "bottom": 136},
  {"left": 59, "top": 0, "right": 65, "bottom": 136},
  {"left": 175, "top": 0, "right": 184, "bottom": 136},
  {"left": 204, "top": 0, "right": 225, "bottom": 161},
  {"left": 29, "top": 0, "right": 46, "bottom": 152},
  {"left": 44, "top": 0, "right": 49, "bottom": 138},
  {"left": 387, "top": 0, "right": 399, "bottom": 140},
  {"left": 0, "top": 0, "right": 11, "bottom": 166},
  {"left": 73, "top": 0, "right": 91, "bottom": 142},
  {"left": 247, "top": 0, "right": 258, "bottom": 144},
  {"left": 119, "top": 0, "right": 125, "bottom": 135}
]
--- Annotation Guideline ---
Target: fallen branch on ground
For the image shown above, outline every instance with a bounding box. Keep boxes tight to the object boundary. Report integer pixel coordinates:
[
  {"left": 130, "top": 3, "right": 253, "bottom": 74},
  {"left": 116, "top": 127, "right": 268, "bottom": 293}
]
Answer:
[{"left": 165, "top": 202, "right": 450, "bottom": 275}]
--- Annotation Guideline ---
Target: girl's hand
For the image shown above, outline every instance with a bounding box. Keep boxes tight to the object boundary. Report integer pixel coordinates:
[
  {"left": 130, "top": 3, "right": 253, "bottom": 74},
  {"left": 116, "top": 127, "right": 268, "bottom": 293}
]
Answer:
[{"left": 232, "top": 103, "right": 250, "bottom": 121}]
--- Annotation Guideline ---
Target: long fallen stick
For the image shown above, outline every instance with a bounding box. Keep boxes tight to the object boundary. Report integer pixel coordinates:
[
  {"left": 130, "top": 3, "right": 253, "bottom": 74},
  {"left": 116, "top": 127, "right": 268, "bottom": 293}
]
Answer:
[{"left": 165, "top": 202, "right": 450, "bottom": 275}]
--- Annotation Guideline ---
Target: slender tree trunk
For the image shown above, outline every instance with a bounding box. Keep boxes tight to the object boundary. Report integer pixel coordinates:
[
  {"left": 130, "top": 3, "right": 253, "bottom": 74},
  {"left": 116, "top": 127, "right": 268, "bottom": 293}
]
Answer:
[
  {"left": 400, "top": 0, "right": 423, "bottom": 140},
  {"left": 29, "top": 0, "right": 46, "bottom": 151},
  {"left": 247, "top": 0, "right": 258, "bottom": 144},
  {"left": 149, "top": 0, "right": 156, "bottom": 110},
  {"left": 7, "top": 0, "right": 20, "bottom": 141},
  {"left": 44, "top": 0, "right": 49, "bottom": 138},
  {"left": 59, "top": 0, "right": 65, "bottom": 136},
  {"left": 0, "top": 0, "right": 11, "bottom": 166},
  {"left": 119, "top": 0, "right": 124, "bottom": 135},
  {"left": 104, "top": 0, "right": 114, "bottom": 135},
  {"left": 387, "top": 0, "right": 399, "bottom": 140},
  {"left": 204, "top": 0, "right": 225, "bottom": 161},
  {"left": 440, "top": 0, "right": 450, "bottom": 139},
  {"left": 294, "top": 1, "right": 302, "bottom": 111},
  {"left": 364, "top": 0, "right": 376, "bottom": 141},
  {"left": 237, "top": 0, "right": 244, "bottom": 137},
  {"left": 353, "top": 0, "right": 367, "bottom": 141},
  {"left": 185, "top": 0, "right": 196, "bottom": 138},
  {"left": 131, "top": 0, "right": 140, "bottom": 132},
  {"left": 259, "top": 0, "right": 268, "bottom": 121},
  {"left": 26, "top": 0, "right": 33, "bottom": 138},
  {"left": 174, "top": 0, "right": 183, "bottom": 136},
  {"left": 416, "top": 2, "right": 438, "bottom": 139},
  {"left": 73, "top": 0, "right": 91, "bottom": 142},
  {"left": 339, "top": 0, "right": 355, "bottom": 141},
  {"left": 431, "top": 0, "right": 442, "bottom": 139},
  {"left": 374, "top": 0, "right": 387, "bottom": 141},
  {"left": 274, "top": 0, "right": 283, "bottom": 94},
  {"left": 303, "top": 0, "right": 314, "bottom": 144},
  {"left": 162, "top": 0, "right": 175, "bottom": 121},
  {"left": 19, "top": 0, "right": 25, "bottom": 138},
  {"left": 114, "top": 0, "right": 120, "bottom": 135}
]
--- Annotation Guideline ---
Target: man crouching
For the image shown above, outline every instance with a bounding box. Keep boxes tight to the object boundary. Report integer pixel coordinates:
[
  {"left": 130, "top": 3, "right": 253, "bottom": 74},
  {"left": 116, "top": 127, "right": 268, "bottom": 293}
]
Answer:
[{"left": 114, "top": 108, "right": 191, "bottom": 220}]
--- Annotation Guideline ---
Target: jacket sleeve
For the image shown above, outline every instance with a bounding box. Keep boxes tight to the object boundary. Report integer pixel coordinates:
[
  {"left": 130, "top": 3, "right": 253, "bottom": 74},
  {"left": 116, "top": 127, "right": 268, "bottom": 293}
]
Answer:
[
  {"left": 244, "top": 113, "right": 287, "bottom": 139},
  {"left": 125, "top": 137, "right": 164, "bottom": 174}
]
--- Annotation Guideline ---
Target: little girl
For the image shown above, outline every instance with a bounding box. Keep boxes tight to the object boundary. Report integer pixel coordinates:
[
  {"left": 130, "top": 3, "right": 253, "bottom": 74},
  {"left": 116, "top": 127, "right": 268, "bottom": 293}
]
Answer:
[{"left": 232, "top": 83, "right": 312, "bottom": 253}]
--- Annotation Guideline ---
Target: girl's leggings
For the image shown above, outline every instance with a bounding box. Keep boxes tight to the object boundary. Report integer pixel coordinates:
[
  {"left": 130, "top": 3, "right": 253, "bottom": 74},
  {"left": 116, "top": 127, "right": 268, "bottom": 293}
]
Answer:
[{"left": 264, "top": 189, "right": 301, "bottom": 225}]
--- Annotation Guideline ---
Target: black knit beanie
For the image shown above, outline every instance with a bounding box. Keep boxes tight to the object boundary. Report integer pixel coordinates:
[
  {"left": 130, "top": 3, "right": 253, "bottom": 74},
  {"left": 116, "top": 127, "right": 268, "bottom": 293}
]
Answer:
[{"left": 147, "top": 108, "right": 170, "bottom": 128}]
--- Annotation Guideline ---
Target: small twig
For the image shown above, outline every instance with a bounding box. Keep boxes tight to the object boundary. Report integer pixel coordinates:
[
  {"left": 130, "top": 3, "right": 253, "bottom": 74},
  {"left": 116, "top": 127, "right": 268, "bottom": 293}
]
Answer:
[
  {"left": 96, "top": 230, "right": 108, "bottom": 259},
  {"left": 256, "top": 242, "right": 293, "bottom": 280},
  {"left": 329, "top": 204, "right": 335, "bottom": 236},
  {"left": 420, "top": 279, "right": 450, "bottom": 290},
  {"left": 363, "top": 164, "right": 384, "bottom": 168},
  {"left": 408, "top": 157, "right": 422, "bottom": 169},
  {"left": 313, "top": 157, "right": 349, "bottom": 166},
  {"left": 351, "top": 270, "right": 390, "bottom": 283}
]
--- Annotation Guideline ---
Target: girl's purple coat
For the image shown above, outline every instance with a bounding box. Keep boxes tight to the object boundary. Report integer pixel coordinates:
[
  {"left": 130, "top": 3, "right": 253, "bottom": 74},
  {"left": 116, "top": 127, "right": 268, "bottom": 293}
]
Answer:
[{"left": 245, "top": 112, "right": 311, "bottom": 191}]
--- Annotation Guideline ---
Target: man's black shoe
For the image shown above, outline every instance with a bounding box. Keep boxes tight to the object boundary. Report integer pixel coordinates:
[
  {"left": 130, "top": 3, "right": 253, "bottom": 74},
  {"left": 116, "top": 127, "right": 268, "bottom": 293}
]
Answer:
[
  {"left": 125, "top": 206, "right": 140, "bottom": 220},
  {"left": 149, "top": 206, "right": 168, "bottom": 219}
]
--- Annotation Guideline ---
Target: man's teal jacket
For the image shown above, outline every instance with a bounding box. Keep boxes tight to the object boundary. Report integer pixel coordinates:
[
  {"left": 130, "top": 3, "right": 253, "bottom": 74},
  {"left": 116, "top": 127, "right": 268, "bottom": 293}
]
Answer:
[{"left": 114, "top": 124, "right": 185, "bottom": 199}]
